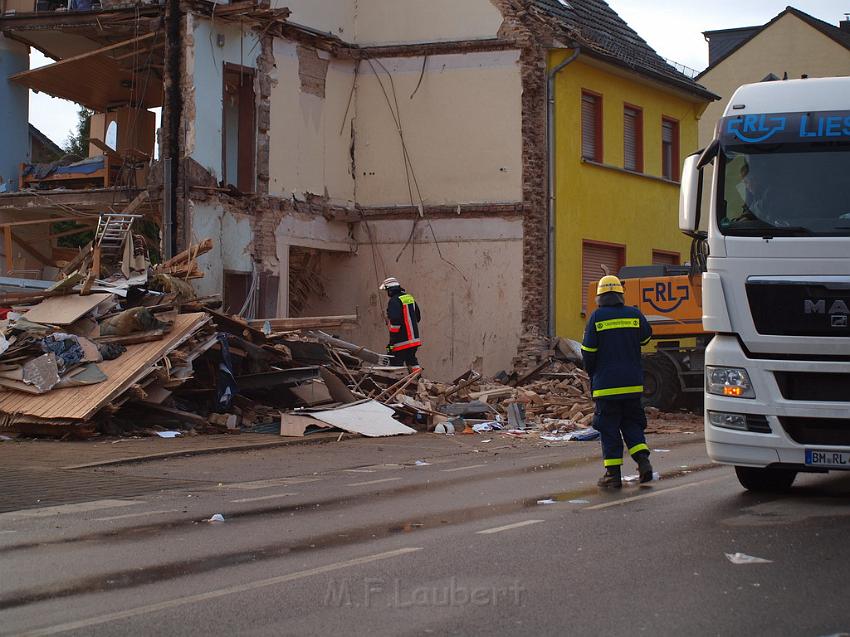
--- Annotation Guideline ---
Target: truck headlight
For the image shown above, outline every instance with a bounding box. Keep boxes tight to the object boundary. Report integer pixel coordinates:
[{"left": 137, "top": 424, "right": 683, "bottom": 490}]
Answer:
[{"left": 706, "top": 366, "right": 755, "bottom": 398}]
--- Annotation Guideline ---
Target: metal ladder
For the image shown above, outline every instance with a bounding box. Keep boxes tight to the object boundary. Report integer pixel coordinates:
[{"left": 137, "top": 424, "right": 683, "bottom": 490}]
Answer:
[{"left": 94, "top": 213, "right": 142, "bottom": 261}]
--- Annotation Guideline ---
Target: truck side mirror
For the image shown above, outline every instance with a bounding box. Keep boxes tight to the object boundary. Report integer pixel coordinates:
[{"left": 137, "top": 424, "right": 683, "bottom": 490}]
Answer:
[{"left": 679, "top": 153, "right": 703, "bottom": 237}]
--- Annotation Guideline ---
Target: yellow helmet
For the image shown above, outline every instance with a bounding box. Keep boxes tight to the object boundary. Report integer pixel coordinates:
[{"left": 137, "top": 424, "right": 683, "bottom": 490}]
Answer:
[{"left": 597, "top": 275, "right": 624, "bottom": 295}]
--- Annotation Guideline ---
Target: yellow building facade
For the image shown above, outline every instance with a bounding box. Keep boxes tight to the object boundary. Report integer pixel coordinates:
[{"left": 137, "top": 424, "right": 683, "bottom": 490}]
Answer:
[{"left": 551, "top": 50, "right": 710, "bottom": 340}]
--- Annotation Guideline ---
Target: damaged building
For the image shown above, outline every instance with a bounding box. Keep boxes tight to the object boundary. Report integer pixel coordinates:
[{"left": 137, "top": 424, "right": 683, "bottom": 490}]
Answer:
[{"left": 0, "top": 0, "right": 714, "bottom": 381}]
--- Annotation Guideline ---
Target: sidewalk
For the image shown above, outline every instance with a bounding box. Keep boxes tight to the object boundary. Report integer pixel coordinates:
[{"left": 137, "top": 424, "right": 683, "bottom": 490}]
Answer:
[{"left": 1, "top": 432, "right": 344, "bottom": 471}]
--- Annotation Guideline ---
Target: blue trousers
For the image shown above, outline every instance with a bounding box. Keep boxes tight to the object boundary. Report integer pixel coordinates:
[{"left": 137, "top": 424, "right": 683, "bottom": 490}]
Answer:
[{"left": 593, "top": 397, "right": 649, "bottom": 467}]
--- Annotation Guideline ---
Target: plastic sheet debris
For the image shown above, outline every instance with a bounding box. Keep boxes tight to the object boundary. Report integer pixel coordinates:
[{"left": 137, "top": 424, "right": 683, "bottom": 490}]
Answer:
[
  {"left": 481, "top": 439, "right": 492, "bottom": 443},
  {"left": 206, "top": 513, "right": 225, "bottom": 523},
  {"left": 434, "top": 422, "right": 456, "bottom": 435},
  {"left": 623, "top": 472, "right": 660, "bottom": 483},
  {"left": 155, "top": 431, "right": 183, "bottom": 438},
  {"left": 568, "top": 499, "right": 590, "bottom": 504},
  {"left": 414, "top": 460, "right": 431, "bottom": 466},
  {"left": 725, "top": 552, "right": 772, "bottom": 565},
  {"left": 537, "top": 498, "right": 556, "bottom": 505},
  {"left": 541, "top": 428, "right": 599, "bottom": 442},
  {"left": 472, "top": 421, "right": 502, "bottom": 433}
]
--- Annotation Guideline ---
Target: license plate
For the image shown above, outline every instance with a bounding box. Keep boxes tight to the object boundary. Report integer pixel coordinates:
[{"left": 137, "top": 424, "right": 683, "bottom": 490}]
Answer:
[{"left": 805, "top": 449, "right": 850, "bottom": 468}]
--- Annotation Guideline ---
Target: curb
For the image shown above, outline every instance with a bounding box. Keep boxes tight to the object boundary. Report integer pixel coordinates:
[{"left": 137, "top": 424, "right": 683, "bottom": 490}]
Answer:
[{"left": 60, "top": 431, "right": 352, "bottom": 470}]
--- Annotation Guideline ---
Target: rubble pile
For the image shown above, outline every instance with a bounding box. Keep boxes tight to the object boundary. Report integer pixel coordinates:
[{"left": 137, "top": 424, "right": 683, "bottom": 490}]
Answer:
[{"left": 0, "top": 218, "right": 695, "bottom": 441}]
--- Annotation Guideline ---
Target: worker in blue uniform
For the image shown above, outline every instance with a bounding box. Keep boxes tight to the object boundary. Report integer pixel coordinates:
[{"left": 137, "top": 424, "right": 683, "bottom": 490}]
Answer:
[{"left": 582, "top": 275, "right": 654, "bottom": 488}]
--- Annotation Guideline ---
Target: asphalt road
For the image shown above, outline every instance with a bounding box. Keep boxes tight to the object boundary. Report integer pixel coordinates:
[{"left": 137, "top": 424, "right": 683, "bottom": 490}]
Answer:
[{"left": 1, "top": 434, "right": 849, "bottom": 636}]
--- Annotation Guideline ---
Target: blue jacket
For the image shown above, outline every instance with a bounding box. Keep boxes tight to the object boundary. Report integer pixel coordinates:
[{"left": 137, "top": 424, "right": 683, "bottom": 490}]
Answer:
[{"left": 581, "top": 303, "right": 652, "bottom": 399}]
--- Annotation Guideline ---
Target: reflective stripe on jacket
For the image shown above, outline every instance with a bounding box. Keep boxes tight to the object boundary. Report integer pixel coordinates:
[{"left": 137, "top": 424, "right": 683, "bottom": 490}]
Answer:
[
  {"left": 387, "top": 289, "right": 422, "bottom": 351},
  {"left": 581, "top": 304, "right": 651, "bottom": 399}
]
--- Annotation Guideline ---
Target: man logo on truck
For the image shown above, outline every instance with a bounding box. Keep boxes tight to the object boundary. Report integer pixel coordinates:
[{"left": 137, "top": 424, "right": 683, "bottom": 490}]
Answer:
[
  {"left": 642, "top": 281, "right": 690, "bottom": 313},
  {"left": 803, "top": 299, "right": 849, "bottom": 327}
]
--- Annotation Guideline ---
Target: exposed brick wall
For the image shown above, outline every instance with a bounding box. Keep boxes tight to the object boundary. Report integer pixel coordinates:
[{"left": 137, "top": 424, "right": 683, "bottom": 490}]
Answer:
[{"left": 491, "top": 0, "right": 557, "bottom": 366}]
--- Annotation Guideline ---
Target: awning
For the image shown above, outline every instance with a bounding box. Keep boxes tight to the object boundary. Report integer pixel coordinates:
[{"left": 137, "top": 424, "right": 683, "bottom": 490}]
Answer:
[{"left": 9, "top": 33, "right": 163, "bottom": 111}]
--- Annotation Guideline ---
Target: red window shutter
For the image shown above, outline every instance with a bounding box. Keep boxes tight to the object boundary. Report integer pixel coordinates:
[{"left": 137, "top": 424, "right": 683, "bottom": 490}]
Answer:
[
  {"left": 652, "top": 250, "right": 680, "bottom": 266},
  {"left": 581, "top": 93, "right": 600, "bottom": 161},
  {"left": 582, "top": 241, "right": 625, "bottom": 311},
  {"left": 624, "top": 106, "right": 641, "bottom": 172},
  {"left": 662, "top": 118, "right": 679, "bottom": 180}
]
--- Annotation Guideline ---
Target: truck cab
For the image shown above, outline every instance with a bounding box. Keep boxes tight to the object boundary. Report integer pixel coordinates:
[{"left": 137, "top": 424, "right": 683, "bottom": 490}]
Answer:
[{"left": 679, "top": 77, "right": 850, "bottom": 491}]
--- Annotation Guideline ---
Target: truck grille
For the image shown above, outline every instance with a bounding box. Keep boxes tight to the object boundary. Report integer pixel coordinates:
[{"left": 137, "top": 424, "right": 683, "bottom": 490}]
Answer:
[
  {"left": 779, "top": 417, "right": 850, "bottom": 446},
  {"left": 774, "top": 372, "right": 850, "bottom": 401},
  {"left": 747, "top": 280, "right": 850, "bottom": 337}
]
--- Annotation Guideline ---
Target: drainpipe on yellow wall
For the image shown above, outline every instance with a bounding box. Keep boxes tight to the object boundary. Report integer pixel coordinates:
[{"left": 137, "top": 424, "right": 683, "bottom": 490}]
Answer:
[{"left": 547, "top": 46, "right": 580, "bottom": 338}]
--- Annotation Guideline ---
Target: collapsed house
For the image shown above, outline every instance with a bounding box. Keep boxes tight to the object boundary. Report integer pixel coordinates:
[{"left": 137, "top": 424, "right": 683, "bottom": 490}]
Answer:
[{"left": 0, "top": 0, "right": 714, "bottom": 382}]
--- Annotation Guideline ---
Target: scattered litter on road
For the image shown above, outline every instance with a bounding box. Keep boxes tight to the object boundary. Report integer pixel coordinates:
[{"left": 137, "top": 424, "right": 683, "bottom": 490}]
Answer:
[
  {"left": 568, "top": 499, "right": 590, "bottom": 504},
  {"left": 206, "top": 513, "right": 225, "bottom": 523},
  {"left": 537, "top": 498, "right": 556, "bottom": 505},
  {"left": 155, "top": 431, "right": 182, "bottom": 438},
  {"left": 414, "top": 460, "right": 430, "bottom": 466},
  {"left": 481, "top": 439, "right": 492, "bottom": 443},
  {"left": 652, "top": 449, "right": 670, "bottom": 453},
  {"left": 725, "top": 552, "right": 772, "bottom": 564},
  {"left": 624, "top": 472, "right": 660, "bottom": 482}
]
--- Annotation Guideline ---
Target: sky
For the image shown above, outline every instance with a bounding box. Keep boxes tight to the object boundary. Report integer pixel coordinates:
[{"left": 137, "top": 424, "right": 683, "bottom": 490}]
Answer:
[{"left": 29, "top": 1, "right": 850, "bottom": 148}]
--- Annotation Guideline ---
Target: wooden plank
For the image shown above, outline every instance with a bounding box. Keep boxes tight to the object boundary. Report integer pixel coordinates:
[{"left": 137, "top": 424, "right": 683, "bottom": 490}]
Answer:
[
  {"left": 248, "top": 315, "right": 358, "bottom": 331},
  {"left": 88, "top": 138, "right": 122, "bottom": 163},
  {"left": 0, "top": 313, "right": 208, "bottom": 421},
  {"left": 22, "top": 293, "right": 113, "bottom": 325},
  {"left": 4, "top": 226, "right": 12, "bottom": 274}
]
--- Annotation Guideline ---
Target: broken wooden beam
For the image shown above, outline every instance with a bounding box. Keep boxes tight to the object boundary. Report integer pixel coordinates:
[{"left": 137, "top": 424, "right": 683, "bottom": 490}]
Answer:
[
  {"left": 247, "top": 314, "right": 358, "bottom": 331},
  {"left": 308, "top": 331, "right": 389, "bottom": 365}
]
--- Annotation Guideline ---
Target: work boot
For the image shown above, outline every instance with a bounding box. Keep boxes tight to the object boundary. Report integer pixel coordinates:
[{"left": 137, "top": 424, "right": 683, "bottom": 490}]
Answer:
[
  {"left": 597, "top": 466, "right": 622, "bottom": 488},
  {"left": 635, "top": 451, "right": 654, "bottom": 483}
]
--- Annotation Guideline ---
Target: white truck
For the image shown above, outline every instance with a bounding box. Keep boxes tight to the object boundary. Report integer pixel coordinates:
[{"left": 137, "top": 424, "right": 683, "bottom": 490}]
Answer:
[{"left": 679, "top": 76, "right": 850, "bottom": 491}]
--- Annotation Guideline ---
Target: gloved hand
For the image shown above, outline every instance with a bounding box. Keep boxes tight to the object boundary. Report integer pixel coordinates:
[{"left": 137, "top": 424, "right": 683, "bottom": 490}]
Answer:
[{"left": 386, "top": 345, "right": 393, "bottom": 354}]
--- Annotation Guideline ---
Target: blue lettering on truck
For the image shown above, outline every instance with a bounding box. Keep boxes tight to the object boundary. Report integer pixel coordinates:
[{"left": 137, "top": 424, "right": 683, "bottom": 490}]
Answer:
[{"left": 722, "top": 111, "right": 850, "bottom": 145}]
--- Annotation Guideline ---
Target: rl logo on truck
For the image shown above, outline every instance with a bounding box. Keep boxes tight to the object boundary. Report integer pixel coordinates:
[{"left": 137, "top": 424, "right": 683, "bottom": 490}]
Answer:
[
  {"left": 642, "top": 281, "right": 691, "bottom": 313},
  {"left": 804, "top": 299, "right": 850, "bottom": 327},
  {"left": 726, "top": 114, "right": 787, "bottom": 143}
]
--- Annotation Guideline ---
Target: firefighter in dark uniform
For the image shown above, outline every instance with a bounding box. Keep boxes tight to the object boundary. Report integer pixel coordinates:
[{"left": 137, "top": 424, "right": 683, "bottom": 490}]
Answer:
[
  {"left": 582, "top": 275, "right": 654, "bottom": 487},
  {"left": 380, "top": 277, "right": 422, "bottom": 373}
]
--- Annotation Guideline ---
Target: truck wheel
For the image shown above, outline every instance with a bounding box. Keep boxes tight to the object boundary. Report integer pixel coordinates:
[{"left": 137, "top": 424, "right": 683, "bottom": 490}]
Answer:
[
  {"left": 642, "top": 354, "right": 679, "bottom": 412},
  {"left": 734, "top": 466, "right": 797, "bottom": 492}
]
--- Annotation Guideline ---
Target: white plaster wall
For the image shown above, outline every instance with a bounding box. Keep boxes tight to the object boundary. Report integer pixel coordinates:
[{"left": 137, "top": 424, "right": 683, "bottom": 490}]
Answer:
[
  {"left": 189, "top": 200, "right": 255, "bottom": 298},
  {"left": 298, "top": 217, "right": 524, "bottom": 381},
  {"left": 188, "top": 16, "right": 260, "bottom": 182},
  {"left": 355, "top": 50, "right": 523, "bottom": 206},
  {"left": 268, "top": 40, "right": 356, "bottom": 203},
  {"left": 354, "top": 0, "right": 504, "bottom": 45},
  {"left": 272, "top": 0, "right": 355, "bottom": 38}
]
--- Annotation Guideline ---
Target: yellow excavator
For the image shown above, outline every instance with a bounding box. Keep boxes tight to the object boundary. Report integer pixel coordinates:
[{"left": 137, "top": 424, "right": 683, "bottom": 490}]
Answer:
[{"left": 587, "top": 261, "right": 709, "bottom": 411}]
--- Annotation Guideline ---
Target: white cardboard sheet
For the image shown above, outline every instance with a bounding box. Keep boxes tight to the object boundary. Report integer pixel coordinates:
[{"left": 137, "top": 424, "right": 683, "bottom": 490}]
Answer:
[{"left": 310, "top": 400, "right": 415, "bottom": 437}]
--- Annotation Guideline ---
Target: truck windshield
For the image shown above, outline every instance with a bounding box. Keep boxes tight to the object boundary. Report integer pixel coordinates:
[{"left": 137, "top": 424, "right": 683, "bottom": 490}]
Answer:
[{"left": 718, "top": 143, "right": 850, "bottom": 236}]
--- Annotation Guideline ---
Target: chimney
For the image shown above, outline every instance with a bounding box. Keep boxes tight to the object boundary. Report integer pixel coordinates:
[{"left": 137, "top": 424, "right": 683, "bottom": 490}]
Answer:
[{"left": 841, "top": 14, "right": 850, "bottom": 33}]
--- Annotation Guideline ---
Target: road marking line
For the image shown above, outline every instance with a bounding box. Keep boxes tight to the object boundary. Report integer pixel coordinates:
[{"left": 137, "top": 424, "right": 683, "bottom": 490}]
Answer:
[
  {"left": 477, "top": 519, "right": 545, "bottom": 535},
  {"left": 441, "top": 464, "right": 487, "bottom": 473},
  {"left": 0, "top": 499, "right": 143, "bottom": 522},
  {"left": 342, "top": 469, "right": 377, "bottom": 473},
  {"left": 19, "top": 547, "right": 423, "bottom": 637},
  {"left": 584, "top": 476, "right": 730, "bottom": 511},
  {"left": 230, "top": 493, "right": 298, "bottom": 503},
  {"left": 93, "top": 509, "right": 179, "bottom": 522},
  {"left": 224, "top": 477, "right": 322, "bottom": 490},
  {"left": 346, "top": 477, "right": 401, "bottom": 487}
]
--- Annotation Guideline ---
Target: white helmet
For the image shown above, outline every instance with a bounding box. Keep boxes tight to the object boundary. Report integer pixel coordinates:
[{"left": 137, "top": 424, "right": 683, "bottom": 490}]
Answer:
[{"left": 379, "top": 277, "right": 400, "bottom": 290}]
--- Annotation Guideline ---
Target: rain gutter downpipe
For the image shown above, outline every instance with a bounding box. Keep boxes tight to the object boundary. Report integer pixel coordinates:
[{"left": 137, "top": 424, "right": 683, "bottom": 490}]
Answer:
[{"left": 546, "top": 46, "right": 580, "bottom": 339}]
